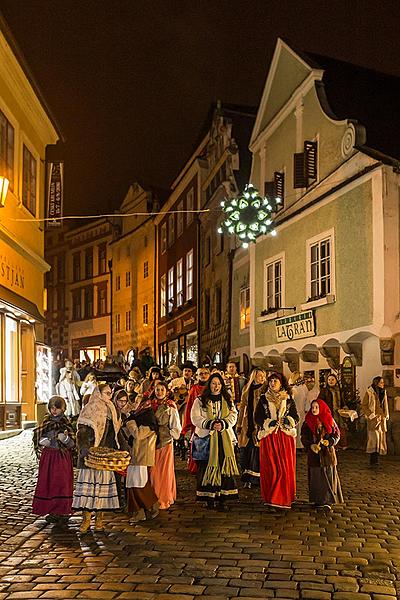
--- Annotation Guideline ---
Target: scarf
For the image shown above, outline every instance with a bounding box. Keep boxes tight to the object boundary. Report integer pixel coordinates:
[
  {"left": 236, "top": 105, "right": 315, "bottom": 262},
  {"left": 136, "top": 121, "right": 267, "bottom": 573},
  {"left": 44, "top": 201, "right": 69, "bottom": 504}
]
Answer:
[
  {"left": 305, "top": 399, "right": 333, "bottom": 436},
  {"left": 202, "top": 396, "right": 239, "bottom": 487},
  {"left": 77, "top": 387, "right": 121, "bottom": 447},
  {"left": 32, "top": 413, "right": 75, "bottom": 458},
  {"left": 265, "top": 388, "right": 289, "bottom": 408}
]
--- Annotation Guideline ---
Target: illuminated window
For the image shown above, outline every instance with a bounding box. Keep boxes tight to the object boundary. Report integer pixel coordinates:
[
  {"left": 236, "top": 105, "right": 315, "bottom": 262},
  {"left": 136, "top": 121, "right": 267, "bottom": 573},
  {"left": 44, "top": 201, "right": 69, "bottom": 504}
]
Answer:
[
  {"left": 0, "top": 110, "right": 14, "bottom": 188},
  {"left": 143, "top": 303, "right": 149, "bottom": 325},
  {"left": 168, "top": 267, "right": 174, "bottom": 312},
  {"left": 125, "top": 310, "right": 131, "bottom": 331},
  {"left": 240, "top": 287, "right": 250, "bottom": 330},
  {"left": 160, "top": 274, "right": 166, "bottom": 317},
  {"left": 186, "top": 249, "right": 193, "bottom": 300},
  {"left": 176, "top": 258, "right": 183, "bottom": 307},
  {"left": 22, "top": 145, "right": 37, "bottom": 215}
]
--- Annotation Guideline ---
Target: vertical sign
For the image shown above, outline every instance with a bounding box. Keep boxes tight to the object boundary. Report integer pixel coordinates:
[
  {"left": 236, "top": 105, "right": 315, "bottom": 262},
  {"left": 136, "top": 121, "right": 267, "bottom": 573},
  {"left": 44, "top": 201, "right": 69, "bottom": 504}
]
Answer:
[{"left": 46, "top": 161, "right": 64, "bottom": 227}]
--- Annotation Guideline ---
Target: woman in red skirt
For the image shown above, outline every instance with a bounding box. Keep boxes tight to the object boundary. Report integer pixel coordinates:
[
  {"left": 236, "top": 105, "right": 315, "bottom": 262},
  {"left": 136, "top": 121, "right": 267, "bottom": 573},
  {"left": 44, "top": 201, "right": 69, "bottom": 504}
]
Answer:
[
  {"left": 32, "top": 396, "right": 75, "bottom": 524},
  {"left": 255, "top": 372, "right": 299, "bottom": 510}
]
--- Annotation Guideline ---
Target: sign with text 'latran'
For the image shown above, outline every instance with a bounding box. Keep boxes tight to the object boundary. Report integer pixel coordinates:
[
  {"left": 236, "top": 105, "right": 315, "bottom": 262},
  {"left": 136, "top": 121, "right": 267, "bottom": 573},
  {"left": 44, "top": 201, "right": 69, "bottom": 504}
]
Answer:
[{"left": 275, "top": 310, "right": 315, "bottom": 342}]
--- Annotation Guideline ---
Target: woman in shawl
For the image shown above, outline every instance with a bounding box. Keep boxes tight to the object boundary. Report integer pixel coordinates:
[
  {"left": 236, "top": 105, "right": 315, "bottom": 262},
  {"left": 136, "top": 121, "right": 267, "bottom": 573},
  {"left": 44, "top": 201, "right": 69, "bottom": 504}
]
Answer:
[
  {"left": 149, "top": 381, "right": 181, "bottom": 509},
  {"left": 361, "top": 376, "right": 390, "bottom": 466},
  {"left": 237, "top": 368, "right": 266, "bottom": 488},
  {"left": 72, "top": 383, "right": 121, "bottom": 533},
  {"left": 190, "top": 373, "right": 239, "bottom": 510},
  {"left": 301, "top": 399, "right": 343, "bottom": 510},
  {"left": 123, "top": 393, "right": 159, "bottom": 522},
  {"left": 32, "top": 396, "right": 75, "bottom": 523},
  {"left": 255, "top": 372, "right": 299, "bottom": 510},
  {"left": 319, "top": 373, "right": 348, "bottom": 449}
]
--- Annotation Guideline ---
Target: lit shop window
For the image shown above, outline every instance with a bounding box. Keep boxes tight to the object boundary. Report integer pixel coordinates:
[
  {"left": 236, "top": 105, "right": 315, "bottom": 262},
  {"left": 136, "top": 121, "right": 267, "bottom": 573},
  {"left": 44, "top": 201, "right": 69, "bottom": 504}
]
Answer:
[{"left": 240, "top": 287, "right": 250, "bottom": 330}]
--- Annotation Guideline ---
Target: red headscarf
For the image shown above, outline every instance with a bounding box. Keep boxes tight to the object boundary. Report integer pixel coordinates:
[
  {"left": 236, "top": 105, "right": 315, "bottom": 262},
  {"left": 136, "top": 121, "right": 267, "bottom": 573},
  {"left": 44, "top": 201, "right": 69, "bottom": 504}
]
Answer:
[{"left": 305, "top": 399, "right": 333, "bottom": 436}]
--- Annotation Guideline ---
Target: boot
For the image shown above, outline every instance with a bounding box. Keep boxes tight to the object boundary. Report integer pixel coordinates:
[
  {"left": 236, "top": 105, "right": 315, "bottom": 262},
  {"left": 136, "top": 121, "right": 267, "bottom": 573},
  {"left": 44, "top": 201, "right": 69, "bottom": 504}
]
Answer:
[
  {"left": 79, "top": 510, "right": 91, "bottom": 533},
  {"left": 94, "top": 511, "right": 104, "bottom": 531}
]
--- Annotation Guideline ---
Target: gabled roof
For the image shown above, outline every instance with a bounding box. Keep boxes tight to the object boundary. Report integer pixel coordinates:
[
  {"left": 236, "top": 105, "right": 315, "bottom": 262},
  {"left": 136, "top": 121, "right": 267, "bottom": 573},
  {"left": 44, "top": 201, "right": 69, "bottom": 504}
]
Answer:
[{"left": 252, "top": 37, "right": 400, "bottom": 167}]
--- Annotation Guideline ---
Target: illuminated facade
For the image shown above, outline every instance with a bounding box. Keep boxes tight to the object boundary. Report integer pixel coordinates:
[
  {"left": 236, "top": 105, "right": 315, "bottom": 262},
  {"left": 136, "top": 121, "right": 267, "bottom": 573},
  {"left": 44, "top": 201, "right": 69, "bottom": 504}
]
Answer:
[{"left": 0, "top": 16, "right": 60, "bottom": 429}]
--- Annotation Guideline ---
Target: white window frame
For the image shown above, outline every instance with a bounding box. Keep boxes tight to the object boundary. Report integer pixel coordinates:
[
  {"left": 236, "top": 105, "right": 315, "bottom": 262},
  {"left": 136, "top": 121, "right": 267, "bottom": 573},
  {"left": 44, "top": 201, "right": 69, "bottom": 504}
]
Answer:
[
  {"left": 186, "top": 189, "right": 194, "bottom": 225},
  {"left": 302, "top": 227, "right": 335, "bottom": 309},
  {"left": 177, "top": 200, "right": 184, "bottom": 237},
  {"left": 263, "top": 252, "right": 285, "bottom": 313},
  {"left": 186, "top": 249, "right": 193, "bottom": 300},
  {"left": 161, "top": 223, "right": 167, "bottom": 253},
  {"left": 160, "top": 273, "right": 166, "bottom": 318},
  {"left": 168, "top": 214, "right": 175, "bottom": 247},
  {"left": 168, "top": 266, "right": 174, "bottom": 312},
  {"left": 176, "top": 258, "right": 183, "bottom": 307},
  {"left": 143, "top": 303, "right": 149, "bottom": 325},
  {"left": 239, "top": 287, "right": 250, "bottom": 331}
]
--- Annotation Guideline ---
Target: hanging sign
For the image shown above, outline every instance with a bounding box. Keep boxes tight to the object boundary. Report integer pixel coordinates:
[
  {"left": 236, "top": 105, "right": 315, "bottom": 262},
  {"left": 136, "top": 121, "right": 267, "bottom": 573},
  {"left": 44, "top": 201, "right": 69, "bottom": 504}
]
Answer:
[
  {"left": 275, "top": 310, "right": 315, "bottom": 342},
  {"left": 46, "top": 161, "right": 64, "bottom": 226}
]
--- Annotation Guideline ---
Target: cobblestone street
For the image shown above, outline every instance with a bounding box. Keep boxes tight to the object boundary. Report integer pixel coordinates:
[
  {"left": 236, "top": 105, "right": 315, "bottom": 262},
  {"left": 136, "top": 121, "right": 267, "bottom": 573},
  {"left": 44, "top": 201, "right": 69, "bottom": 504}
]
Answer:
[{"left": 0, "top": 431, "right": 399, "bottom": 599}]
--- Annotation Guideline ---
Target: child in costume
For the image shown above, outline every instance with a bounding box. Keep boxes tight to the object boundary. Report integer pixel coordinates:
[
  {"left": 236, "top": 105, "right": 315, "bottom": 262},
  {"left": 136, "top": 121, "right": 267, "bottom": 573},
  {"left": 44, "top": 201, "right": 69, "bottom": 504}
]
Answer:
[{"left": 32, "top": 396, "right": 75, "bottom": 524}]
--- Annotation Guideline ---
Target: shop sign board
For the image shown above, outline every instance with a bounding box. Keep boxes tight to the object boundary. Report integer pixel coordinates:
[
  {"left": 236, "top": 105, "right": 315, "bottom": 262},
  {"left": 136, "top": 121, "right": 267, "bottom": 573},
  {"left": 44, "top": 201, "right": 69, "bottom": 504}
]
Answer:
[
  {"left": 46, "top": 161, "right": 64, "bottom": 226},
  {"left": 275, "top": 310, "right": 315, "bottom": 342}
]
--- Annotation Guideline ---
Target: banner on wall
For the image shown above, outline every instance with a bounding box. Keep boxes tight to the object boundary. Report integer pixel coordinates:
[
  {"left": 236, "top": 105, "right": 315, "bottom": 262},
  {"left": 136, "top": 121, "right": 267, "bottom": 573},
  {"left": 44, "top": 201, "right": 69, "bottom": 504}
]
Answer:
[{"left": 46, "top": 161, "right": 64, "bottom": 226}]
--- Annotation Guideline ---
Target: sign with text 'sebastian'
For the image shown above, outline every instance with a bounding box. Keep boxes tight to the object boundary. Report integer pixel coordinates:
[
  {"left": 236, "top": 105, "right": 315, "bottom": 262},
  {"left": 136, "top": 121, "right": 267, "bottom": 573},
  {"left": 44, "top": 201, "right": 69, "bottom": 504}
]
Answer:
[{"left": 275, "top": 310, "right": 315, "bottom": 342}]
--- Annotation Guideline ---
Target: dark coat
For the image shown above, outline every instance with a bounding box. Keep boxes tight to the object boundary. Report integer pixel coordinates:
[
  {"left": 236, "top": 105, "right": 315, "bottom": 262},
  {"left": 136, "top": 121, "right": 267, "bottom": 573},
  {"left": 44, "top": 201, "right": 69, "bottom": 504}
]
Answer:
[
  {"left": 76, "top": 418, "right": 118, "bottom": 469},
  {"left": 300, "top": 421, "right": 340, "bottom": 468}
]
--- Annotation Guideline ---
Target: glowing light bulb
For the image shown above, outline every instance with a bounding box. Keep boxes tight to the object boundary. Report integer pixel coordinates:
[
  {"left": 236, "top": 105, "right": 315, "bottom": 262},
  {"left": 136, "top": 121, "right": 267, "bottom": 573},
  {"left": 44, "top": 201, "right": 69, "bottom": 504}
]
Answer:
[{"left": 271, "top": 229, "right": 277, "bottom": 236}]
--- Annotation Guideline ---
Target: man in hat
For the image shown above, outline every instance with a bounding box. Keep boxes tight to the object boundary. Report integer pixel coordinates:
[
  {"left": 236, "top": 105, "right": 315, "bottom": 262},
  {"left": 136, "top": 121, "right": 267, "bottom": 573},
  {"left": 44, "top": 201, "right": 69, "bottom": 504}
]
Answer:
[{"left": 224, "top": 361, "right": 246, "bottom": 411}]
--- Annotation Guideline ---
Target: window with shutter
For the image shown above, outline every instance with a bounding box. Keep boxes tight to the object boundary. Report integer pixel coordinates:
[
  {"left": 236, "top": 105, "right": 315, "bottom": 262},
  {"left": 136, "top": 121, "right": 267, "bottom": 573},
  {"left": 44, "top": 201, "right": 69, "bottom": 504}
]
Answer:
[
  {"left": 293, "top": 153, "right": 307, "bottom": 188},
  {"left": 274, "top": 171, "right": 284, "bottom": 210},
  {"left": 304, "top": 140, "right": 318, "bottom": 181}
]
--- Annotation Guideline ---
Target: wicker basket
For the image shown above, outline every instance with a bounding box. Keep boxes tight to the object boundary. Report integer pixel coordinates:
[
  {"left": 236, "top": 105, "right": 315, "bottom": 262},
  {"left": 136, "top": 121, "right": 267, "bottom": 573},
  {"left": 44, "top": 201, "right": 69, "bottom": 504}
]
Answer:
[{"left": 84, "top": 446, "right": 131, "bottom": 471}]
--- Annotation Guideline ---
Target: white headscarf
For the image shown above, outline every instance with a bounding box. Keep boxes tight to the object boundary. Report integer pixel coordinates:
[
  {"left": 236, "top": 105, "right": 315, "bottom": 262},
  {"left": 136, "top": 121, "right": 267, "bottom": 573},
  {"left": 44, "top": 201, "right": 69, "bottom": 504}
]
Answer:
[{"left": 77, "top": 386, "right": 121, "bottom": 447}]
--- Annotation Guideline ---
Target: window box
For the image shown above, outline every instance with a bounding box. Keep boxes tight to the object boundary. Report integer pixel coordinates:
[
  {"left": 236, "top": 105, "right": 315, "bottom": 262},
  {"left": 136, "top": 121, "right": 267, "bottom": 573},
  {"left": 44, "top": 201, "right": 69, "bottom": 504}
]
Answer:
[{"left": 301, "top": 294, "right": 335, "bottom": 311}]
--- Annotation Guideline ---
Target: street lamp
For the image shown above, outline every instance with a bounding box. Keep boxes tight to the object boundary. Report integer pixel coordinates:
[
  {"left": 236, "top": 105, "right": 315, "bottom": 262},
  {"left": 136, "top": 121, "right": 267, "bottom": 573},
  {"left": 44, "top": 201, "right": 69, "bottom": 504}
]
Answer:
[{"left": 0, "top": 176, "right": 9, "bottom": 207}]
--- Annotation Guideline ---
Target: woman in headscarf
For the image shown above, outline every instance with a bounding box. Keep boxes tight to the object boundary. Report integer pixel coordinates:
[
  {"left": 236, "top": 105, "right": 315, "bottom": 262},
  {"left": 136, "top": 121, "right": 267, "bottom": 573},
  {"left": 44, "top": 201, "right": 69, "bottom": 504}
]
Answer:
[
  {"left": 72, "top": 383, "right": 121, "bottom": 533},
  {"left": 361, "top": 376, "right": 389, "bottom": 466},
  {"left": 255, "top": 372, "right": 299, "bottom": 510},
  {"left": 123, "top": 392, "right": 159, "bottom": 523},
  {"left": 191, "top": 373, "right": 239, "bottom": 510},
  {"left": 301, "top": 399, "right": 343, "bottom": 511},
  {"left": 149, "top": 381, "right": 181, "bottom": 509},
  {"left": 319, "top": 373, "right": 348, "bottom": 449},
  {"left": 237, "top": 368, "right": 266, "bottom": 488}
]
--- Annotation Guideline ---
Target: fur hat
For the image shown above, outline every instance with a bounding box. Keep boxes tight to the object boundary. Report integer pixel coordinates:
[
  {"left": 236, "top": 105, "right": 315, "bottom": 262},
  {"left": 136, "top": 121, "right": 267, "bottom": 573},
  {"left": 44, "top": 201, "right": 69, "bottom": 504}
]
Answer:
[{"left": 48, "top": 395, "right": 66, "bottom": 412}]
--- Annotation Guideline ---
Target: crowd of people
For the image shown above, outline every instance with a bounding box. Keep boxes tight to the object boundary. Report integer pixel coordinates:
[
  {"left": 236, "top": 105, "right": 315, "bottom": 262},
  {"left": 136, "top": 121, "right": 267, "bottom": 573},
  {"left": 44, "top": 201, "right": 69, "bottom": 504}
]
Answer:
[{"left": 32, "top": 357, "right": 390, "bottom": 532}]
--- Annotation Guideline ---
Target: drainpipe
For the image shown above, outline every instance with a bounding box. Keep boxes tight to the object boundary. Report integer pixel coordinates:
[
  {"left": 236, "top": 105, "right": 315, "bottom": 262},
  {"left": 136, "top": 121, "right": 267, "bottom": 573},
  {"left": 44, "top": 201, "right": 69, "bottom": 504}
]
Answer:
[
  {"left": 196, "top": 214, "right": 202, "bottom": 364},
  {"left": 153, "top": 220, "right": 158, "bottom": 364},
  {"left": 108, "top": 258, "right": 113, "bottom": 355}
]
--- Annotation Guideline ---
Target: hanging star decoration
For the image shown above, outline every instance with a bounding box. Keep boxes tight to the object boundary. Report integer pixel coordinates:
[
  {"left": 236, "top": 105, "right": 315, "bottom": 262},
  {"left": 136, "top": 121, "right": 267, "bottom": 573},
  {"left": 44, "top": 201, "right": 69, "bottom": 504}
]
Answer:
[{"left": 218, "top": 183, "right": 281, "bottom": 248}]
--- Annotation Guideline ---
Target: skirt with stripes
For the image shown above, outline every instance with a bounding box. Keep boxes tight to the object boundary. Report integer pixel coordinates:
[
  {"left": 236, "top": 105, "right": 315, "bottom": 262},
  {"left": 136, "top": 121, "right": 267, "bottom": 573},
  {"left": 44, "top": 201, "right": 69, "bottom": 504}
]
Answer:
[{"left": 72, "top": 468, "right": 120, "bottom": 511}]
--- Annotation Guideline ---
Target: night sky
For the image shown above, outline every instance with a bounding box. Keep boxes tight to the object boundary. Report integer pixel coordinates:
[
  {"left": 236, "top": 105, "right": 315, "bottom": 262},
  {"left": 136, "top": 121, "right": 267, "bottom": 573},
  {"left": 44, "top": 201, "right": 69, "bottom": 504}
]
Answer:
[{"left": 2, "top": 0, "right": 400, "bottom": 216}]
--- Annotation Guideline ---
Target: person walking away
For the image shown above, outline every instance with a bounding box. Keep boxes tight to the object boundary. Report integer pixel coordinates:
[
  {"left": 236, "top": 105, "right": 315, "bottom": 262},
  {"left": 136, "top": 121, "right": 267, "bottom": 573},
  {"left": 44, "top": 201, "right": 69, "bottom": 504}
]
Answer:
[
  {"left": 288, "top": 372, "right": 308, "bottom": 451},
  {"left": 72, "top": 384, "right": 121, "bottom": 533},
  {"left": 237, "top": 368, "right": 266, "bottom": 488},
  {"left": 123, "top": 393, "right": 159, "bottom": 522},
  {"left": 32, "top": 396, "right": 75, "bottom": 524},
  {"left": 255, "top": 372, "right": 299, "bottom": 510},
  {"left": 301, "top": 399, "right": 343, "bottom": 511},
  {"left": 149, "top": 382, "right": 181, "bottom": 509},
  {"left": 191, "top": 373, "right": 239, "bottom": 511},
  {"left": 362, "top": 376, "right": 389, "bottom": 466},
  {"left": 319, "top": 373, "right": 348, "bottom": 449}
]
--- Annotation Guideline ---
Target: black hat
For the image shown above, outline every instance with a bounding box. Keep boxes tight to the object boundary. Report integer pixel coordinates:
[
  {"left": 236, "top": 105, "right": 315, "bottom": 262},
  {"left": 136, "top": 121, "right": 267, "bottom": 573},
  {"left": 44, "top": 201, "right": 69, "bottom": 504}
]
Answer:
[{"left": 180, "top": 361, "right": 197, "bottom": 372}]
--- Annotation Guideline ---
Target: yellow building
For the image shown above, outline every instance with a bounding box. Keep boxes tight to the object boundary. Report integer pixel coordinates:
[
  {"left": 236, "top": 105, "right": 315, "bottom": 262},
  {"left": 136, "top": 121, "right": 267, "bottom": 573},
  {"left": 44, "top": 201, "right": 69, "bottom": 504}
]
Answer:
[
  {"left": 0, "top": 16, "right": 61, "bottom": 429},
  {"left": 111, "top": 183, "right": 163, "bottom": 363}
]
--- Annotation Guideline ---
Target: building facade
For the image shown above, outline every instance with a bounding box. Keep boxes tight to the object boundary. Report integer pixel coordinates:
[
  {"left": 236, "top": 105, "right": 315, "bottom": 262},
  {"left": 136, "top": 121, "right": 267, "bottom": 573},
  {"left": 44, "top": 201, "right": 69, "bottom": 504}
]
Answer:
[
  {"left": 0, "top": 16, "right": 60, "bottom": 429},
  {"left": 65, "top": 219, "right": 113, "bottom": 362},
  {"left": 240, "top": 38, "right": 400, "bottom": 397},
  {"left": 199, "top": 103, "right": 255, "bottom": 367},
  {"left": 111, "top": 183, "right": 163, "bottom": 362},
  {"left": 45, "top": 226, "right": 69, "bottom": 359},
  {"left": 155, "top": 143, "right": 208, "bottom": 368}
]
